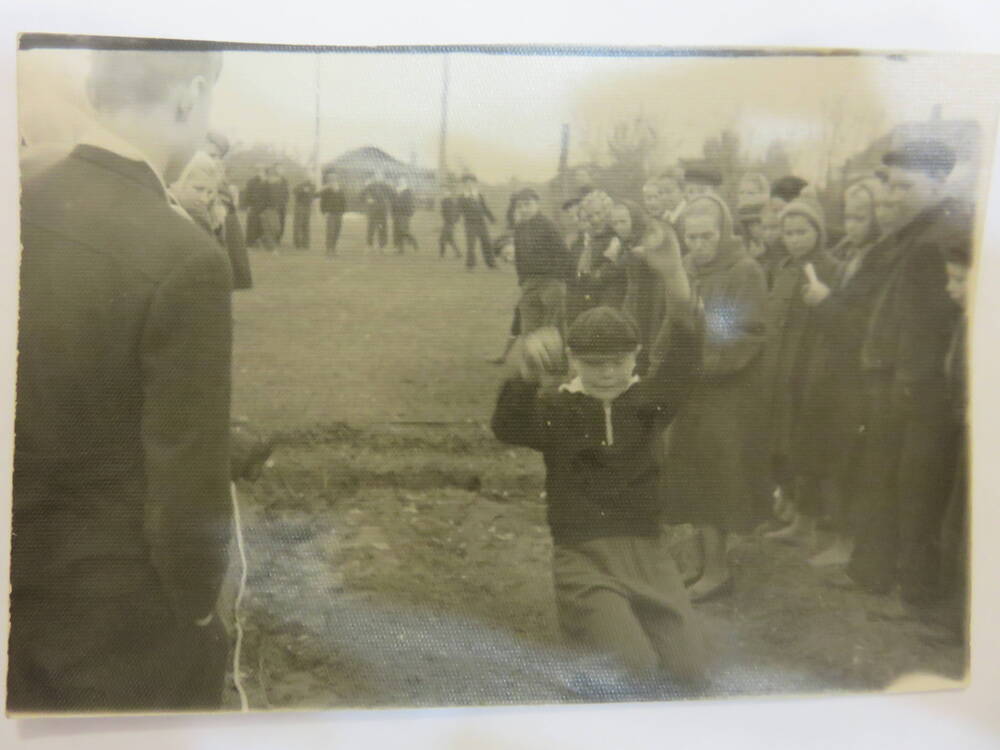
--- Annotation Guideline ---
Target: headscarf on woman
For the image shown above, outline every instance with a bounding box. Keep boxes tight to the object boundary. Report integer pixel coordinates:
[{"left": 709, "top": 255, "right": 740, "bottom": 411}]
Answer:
[
  {"left": 832, "top": 178, "right": 882, "bottom": 285},
  {"left": 679, "top": 193, "right": 748, "bottom": 280}
]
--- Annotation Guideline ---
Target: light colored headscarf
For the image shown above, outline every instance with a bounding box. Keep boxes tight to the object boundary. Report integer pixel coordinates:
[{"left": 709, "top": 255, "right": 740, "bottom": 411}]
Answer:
[{"left": 779, "top": 197, "right": 828, "bottom": 255}]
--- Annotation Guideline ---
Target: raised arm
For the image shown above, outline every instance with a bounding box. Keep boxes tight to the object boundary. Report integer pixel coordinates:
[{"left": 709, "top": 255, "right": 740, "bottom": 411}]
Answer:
[{"left": 141, "top": 246, "right": 234, "bottom": 624}]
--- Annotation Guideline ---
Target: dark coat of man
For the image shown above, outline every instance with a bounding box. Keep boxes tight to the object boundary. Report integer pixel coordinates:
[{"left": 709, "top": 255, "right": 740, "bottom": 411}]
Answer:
[
  {"left": 847, "top": 197, "right": 969, "bottom": 601},
  {"left": 457, "top": 191, "right": 495, "bottom": 227},
  {"left": 320, "top": 185, "right": 347, "bottom": 255},
  {"left": 9, "top": 144, "right": 234, "bottom": 713},
  {"left": 359, "top": 179, "right": 394, "bottom": 249},
  {"left": 512, "top": 212, "right": 569, "bottom": 283},
  {"left": 457, "top": 191, "right": 496, "bottom": 268},
  {"left": 320, "top": 185, "right": 347, "bottom": 215},
  {"left": 267, "top": 176, "right": 291, "bottom": 240},
  {"left": 243, "top": 173, "right": 269, "bottom": 246},
  {"left": 292, "top": 180, "right": 317, "bottom": 250},
  {"left": 392, "top": 186, "right": 415, "bottom": 220},
  {"left": 440, "top": 194, "right": 460, "bottom": 226},
  {"left": 439, "top": 195, "right": 462, "bottom": 257}
]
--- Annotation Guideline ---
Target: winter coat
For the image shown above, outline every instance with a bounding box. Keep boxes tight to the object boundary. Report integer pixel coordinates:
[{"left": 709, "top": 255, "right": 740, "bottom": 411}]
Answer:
[{"left": 661, "top": 208, "right": 770, "bottom": 533}]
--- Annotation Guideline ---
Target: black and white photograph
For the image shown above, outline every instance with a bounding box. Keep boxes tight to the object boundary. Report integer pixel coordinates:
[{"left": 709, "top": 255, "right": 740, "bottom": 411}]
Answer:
[{"left": 8, "top": 32, "right": 1000, "bottom": 719}]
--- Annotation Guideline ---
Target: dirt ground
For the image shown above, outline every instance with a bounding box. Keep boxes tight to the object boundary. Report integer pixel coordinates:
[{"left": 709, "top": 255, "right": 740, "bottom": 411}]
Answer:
[{"left": 225, "top": 209, "right": 965, "bottom": 710}]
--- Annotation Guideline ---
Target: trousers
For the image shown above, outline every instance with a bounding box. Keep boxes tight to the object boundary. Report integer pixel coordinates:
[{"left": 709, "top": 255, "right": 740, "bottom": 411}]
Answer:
[{"left": 553, "top": 535, "right": 707, "bottom": 684}]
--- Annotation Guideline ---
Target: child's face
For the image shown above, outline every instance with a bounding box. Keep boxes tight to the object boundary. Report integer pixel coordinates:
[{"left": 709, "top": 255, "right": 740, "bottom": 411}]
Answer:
[
  {"left": 174, "top": 175, "right": 216, "bottom": 215},
  {"left": 642, "top": 183, "right": 666, "bottom": 217},
  {"left": 843, "top": 196, "right": 874, "bottom": 246},
  {"left": 782, "top": 214, "right": 819, "bottom": 259},
  {"left": 738, "top": 178, "right": 766, "bottom": 204},
  {"left": 761, "top": 214, "right": 783, "bottom": 249},
  {"left": 659, "top": 179, "right": 684, "bottom": 211},
  {"left": 581, "top": 202, "right": 610, "bottom": 234},
  {"left": 946, "top": 262, "right": 969, "bottom": 308},
  {"left": 517, "top": 198, "right": 540, "bottom": 222},
  {"left": 684, "top": 214, "right": 722, "bottom": 266},
  {"left": 569, "top": 349, "right": 639, "bottom": 402},
  {"left": 610, "top": 205, "right": 632, "bottom": 239},
  {"left": 684, "top": 183, "right": 711, "bottom": 201}
]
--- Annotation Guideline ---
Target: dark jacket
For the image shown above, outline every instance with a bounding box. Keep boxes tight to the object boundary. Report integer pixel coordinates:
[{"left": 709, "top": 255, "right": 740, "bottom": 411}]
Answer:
[
  {"left": 267, "top": 177, "right": 290, "bottom": 211},
  {"left": 392, "top": 187, "right": 416, "bottom": 218},
  {"left": 492, "top": 306, "right": 702, "bottom": 545},
  {"left": 320, "top": 186, "right": 346, "bottom": 215},
  {"left": 762, "top": 249, "right": 842, "bottom": 467},
  {"left": 566, "top": 229, "right": 627, "bottom": 324},
  {"left": 513, "top": 212, "right": 570, "bottom": 283},
  {"left": 293, "top": 181, "right": 316, "bottom": 210},
  {"left": 12, "top": 144, "right": 234, "bottom": 623},
  {"left": 441, "top": 196, "right": 460, "bottom": 225},
  {"left": 243, "top": 175, "right": 268, "bottom": 212},
  {"left": 359, "top": 181, "right": 394, "bottom": 216},
  {"left": 457, "top": 193, "right": 495, "bottom": 226},
  {"left": 860, "top": 198, "right": 967, "bottom": 416}
]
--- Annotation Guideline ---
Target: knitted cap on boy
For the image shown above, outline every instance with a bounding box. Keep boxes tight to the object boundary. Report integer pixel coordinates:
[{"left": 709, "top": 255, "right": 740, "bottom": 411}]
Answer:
[{"left": 566, "top": 306, "right": 640, "bottom": 355}]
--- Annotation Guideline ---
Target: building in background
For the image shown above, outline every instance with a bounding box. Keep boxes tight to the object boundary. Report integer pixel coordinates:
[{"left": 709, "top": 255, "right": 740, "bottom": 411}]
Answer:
[{"left": 322, "top": 146, "right": 436, "bottom": 210}]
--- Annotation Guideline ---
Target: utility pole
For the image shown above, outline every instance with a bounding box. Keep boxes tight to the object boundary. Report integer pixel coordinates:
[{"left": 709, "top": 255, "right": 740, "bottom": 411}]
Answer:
[
  {"left": 313, "top": 53, "right": 322, "bottom": 185},
  {"left": 437, "top": 53, "right": 450, "bottom": 193}
]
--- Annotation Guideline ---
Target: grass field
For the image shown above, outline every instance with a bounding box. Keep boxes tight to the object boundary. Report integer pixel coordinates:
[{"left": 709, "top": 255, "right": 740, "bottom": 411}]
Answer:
[{"left": 228, "top": 207, "right": 965, "bottom": 710}]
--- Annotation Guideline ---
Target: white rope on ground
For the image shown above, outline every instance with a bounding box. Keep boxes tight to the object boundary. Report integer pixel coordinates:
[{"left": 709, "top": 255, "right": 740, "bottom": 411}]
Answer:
[{"left": 230, "top": 481, "right": 250, "bottom": 712}]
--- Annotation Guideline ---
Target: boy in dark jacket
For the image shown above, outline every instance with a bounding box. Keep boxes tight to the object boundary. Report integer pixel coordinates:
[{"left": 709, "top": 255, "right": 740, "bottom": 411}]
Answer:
[
  {"left": 391, "top": 178, "right": 419, "bottom": 253},
  {"left": 319, "top": 172, "right": 347, "bottom": 256},
  {"left": 512, "top": 188, "right": 571, "bottom": 335},
  {"left": 439, "top": 184, "right": 462, "bottom": 258},
  {"left": 491, "top": 238, "right": 707, "bottom": 688},
  {"left": 457, "top": 174, "right": 496, "bottom": 269}
]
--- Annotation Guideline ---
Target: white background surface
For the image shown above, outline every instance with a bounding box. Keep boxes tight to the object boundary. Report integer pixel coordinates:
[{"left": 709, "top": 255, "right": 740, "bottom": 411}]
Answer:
[{"left": 1, "top": 1, "right": 999, "bottom": 747}]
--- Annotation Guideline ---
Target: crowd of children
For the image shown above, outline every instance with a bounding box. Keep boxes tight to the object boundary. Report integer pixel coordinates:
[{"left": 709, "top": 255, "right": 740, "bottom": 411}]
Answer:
[{"left": 490, "top": 137, "right": 973, "bottom": 691}]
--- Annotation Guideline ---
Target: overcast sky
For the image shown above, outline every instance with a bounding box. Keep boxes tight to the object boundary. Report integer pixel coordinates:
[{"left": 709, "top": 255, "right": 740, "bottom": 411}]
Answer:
[{"left": 18, "top": 48, "right": 1000, "bottom": 184}]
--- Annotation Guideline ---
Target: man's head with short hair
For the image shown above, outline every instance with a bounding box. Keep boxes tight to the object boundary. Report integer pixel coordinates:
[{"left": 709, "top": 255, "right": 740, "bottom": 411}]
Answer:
[
  {"left": 883, "top": 139, "right": 956, "bottom": 224},
  {"left": 86, "top": 50, "right": 223, "bottom": 182},
  {"left": 643, "top": 169, "right": 685, "bottom": 217}
]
